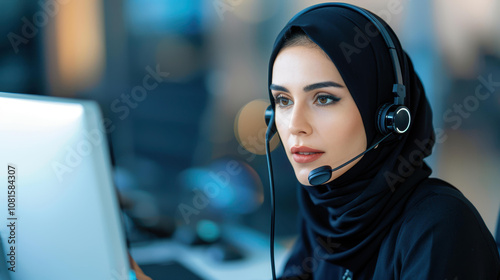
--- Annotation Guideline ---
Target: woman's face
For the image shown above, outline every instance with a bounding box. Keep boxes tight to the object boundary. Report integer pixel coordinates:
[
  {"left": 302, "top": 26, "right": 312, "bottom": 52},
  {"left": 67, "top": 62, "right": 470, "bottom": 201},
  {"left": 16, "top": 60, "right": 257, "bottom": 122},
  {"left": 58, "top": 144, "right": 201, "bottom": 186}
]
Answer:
[{"left": 271, "top": 45, "right": 367, "bottom": 186}]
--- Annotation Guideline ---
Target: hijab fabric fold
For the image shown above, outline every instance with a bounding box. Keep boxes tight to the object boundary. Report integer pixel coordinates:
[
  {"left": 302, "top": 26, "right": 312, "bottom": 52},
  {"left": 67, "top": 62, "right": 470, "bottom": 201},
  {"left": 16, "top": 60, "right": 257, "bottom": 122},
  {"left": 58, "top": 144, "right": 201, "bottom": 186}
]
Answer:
[{"left": 268, "top": 4, "right": 435, "bottom": 272}]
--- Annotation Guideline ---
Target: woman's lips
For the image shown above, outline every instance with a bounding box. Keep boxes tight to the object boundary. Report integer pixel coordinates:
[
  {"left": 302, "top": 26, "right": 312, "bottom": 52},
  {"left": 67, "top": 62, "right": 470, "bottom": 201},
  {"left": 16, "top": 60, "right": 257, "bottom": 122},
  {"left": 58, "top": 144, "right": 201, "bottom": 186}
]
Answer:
[{"left": 291, "top": 146, "right": 325, "bottom": 164}]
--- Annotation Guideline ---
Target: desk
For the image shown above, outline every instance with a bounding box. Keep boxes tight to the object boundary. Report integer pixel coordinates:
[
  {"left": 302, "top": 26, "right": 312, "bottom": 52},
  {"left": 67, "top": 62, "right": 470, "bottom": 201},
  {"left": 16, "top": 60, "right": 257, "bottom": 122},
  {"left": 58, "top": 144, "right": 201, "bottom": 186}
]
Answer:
[{"left": 130, "top": 225, "right": 291, "bottom": 280}]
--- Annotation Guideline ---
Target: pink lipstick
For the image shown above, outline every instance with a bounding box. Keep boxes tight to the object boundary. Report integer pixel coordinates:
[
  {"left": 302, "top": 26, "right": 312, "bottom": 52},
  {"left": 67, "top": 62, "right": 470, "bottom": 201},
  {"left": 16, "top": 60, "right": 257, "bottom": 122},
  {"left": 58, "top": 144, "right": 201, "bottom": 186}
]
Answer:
[{"left": 291, "top": 146, "right": 324, "bottom": 163}]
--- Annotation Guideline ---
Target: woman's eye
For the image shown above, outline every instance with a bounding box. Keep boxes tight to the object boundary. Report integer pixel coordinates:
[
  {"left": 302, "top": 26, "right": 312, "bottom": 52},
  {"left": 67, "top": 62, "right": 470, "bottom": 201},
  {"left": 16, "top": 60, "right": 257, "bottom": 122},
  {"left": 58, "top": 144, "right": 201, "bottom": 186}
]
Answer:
[
  {"left": 275, "top": 95, "right": 293, "bottom": 107},
  {"left": 316, "top": 95, "right": 340, "bottom": 106}
]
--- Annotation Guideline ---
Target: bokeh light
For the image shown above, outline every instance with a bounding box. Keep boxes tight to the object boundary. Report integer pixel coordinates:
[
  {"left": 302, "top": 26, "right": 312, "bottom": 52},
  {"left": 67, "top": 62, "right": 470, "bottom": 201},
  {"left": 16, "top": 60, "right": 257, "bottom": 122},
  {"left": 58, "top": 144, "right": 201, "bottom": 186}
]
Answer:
[{"left": 234, "top": 99, "right": 279, "bottom": 155}]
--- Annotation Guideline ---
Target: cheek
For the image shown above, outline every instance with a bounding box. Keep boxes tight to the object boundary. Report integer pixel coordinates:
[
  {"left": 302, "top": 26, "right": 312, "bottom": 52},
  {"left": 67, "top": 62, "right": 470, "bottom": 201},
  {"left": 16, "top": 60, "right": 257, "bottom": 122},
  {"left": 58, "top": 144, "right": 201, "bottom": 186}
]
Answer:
[
  {"left": 317, "top": 107, "right": 366, "bottom": 152},
  {"left": 275, "top": 107, "right": 290, "bottom": 131},
  {"left": 275, "top": 113, "right": 290, "bottom": 144},
  {"left": 275, "top": 112, "right": 296, "bottom": 162}
]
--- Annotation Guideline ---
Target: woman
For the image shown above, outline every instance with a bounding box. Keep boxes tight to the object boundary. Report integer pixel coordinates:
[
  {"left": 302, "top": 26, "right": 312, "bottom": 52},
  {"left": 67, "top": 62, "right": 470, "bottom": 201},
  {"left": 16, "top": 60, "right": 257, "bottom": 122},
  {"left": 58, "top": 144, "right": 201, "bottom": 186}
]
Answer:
[{"left": 267, "top": 3, "right": 500, "bottom": 279}]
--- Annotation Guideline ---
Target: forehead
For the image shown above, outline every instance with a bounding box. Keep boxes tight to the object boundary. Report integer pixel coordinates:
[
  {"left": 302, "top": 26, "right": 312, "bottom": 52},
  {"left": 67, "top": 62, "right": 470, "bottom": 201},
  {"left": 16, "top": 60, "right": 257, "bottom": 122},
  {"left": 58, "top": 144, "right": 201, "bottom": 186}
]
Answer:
[{"left": 271, "top": 45, "right": 345, "bottom": 86}]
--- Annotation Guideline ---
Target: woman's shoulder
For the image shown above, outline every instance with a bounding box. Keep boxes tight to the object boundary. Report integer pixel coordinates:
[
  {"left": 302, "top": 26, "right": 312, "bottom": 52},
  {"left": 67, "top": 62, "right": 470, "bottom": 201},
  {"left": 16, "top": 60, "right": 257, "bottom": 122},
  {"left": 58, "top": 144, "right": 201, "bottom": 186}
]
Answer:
[
  {"left": 399, "top": 177, "right": 492, "bottom": 239},
  {"left": 401, "top": 177, "right": 486, "bottom": 228},
  {"left": 391, "top": 177, "right": 500, "bottom": 278}
]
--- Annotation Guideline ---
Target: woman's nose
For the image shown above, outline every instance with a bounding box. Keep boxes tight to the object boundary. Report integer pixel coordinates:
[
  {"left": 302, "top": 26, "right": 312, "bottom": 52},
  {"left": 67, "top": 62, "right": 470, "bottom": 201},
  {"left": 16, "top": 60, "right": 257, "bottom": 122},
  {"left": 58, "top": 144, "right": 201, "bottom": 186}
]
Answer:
[{"left": 288, "top": 103, "right": 312, "bottom": 135}]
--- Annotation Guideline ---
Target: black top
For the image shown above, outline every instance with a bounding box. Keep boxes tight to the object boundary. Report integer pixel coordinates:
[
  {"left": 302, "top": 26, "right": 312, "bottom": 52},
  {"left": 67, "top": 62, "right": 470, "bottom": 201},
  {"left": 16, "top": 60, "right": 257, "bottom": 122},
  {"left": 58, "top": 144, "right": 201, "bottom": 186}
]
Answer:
[{"left": 279, "top": 178, "right": 500, "bottom": 279}]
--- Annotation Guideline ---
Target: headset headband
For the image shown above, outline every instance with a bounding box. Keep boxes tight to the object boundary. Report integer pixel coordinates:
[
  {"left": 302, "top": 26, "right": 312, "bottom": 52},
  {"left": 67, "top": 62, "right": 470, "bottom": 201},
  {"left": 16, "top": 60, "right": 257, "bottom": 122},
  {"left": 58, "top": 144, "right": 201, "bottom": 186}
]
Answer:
[{"left": 286, "top": 3, "right": 406, "bottom": 106}]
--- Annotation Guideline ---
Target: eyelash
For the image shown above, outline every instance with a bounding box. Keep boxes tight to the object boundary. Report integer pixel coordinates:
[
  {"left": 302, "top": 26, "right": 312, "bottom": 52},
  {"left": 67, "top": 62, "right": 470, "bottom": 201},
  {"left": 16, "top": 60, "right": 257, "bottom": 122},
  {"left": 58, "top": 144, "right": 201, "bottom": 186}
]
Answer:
[{"left": 274, "top": 94, "right": 340, "bottom": 108}]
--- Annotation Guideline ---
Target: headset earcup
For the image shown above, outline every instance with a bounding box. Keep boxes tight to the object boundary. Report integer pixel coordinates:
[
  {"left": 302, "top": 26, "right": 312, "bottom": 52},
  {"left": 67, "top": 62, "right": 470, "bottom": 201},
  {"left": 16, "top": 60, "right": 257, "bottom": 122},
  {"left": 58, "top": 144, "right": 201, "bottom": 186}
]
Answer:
[
  {"left": 391, "top": 106, "right": 411, "bottom": 134},
  {"left": 377, "top": 104, "right": 411, "bottom": 135},
  {"left": 377, "top": 103, "right": 393, "bottom": 135}
]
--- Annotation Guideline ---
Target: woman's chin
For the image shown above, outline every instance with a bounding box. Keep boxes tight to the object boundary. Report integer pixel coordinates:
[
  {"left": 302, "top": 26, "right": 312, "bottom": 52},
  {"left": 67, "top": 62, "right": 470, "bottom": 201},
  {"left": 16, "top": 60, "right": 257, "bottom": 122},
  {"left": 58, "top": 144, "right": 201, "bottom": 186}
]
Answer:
[{"left": 295, "top": 169, "right": 314, "bottom": 186}]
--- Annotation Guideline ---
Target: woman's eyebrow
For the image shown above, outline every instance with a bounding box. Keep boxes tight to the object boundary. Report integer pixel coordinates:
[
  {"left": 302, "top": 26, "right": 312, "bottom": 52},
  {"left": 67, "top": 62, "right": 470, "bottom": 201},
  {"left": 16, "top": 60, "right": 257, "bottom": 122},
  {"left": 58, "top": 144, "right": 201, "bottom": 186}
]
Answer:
[
  {"left": 269, "top": 84, "right": 289, "bottom": 92},
  {"left": 303, "top": 81, "right": 344, "bottom": 92},
  {"left": 270, "top": 81, "right": 344, "bottom": 93}
]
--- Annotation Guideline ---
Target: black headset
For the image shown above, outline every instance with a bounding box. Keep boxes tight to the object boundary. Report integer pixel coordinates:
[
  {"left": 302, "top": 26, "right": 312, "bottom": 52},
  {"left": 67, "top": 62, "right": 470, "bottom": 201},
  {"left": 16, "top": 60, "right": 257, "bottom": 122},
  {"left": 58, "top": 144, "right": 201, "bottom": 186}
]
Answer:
[
  {"left": 265, "top": 2, "right": 411, "bottom": 136},
  {"left": 264, "top": 3, "right": 411, "bottom": 279}
]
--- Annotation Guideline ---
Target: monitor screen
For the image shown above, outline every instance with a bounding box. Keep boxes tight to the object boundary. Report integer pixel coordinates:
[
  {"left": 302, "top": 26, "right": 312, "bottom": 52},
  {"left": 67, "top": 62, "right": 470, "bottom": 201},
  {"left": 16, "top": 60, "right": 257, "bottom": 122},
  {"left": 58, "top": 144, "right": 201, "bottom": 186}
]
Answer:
[{"left": 0, "top": 92, "right": 131, "bottom": 280}]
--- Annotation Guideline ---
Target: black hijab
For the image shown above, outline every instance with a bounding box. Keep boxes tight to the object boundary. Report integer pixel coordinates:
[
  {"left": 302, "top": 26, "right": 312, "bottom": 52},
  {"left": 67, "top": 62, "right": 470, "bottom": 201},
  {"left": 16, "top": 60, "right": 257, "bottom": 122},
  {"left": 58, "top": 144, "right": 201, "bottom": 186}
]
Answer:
[{"left": 267, "top": 4, "right": 435, "bottom": 273}]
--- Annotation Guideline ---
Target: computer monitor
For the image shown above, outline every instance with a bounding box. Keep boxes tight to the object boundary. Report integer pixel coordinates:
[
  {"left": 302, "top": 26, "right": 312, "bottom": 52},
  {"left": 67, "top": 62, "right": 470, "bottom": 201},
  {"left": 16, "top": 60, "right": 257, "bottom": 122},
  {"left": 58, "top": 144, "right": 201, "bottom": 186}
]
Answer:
[{"left": 0, "top": 92, "right": 132, "bottom": 279}]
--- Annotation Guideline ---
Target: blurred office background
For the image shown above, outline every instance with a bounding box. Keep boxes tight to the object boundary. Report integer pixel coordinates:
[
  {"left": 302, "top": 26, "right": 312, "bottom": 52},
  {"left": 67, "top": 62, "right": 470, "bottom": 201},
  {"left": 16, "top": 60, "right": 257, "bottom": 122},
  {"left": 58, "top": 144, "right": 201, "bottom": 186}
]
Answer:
[{"left": 0, "top": 0, "right": 499, "bottom": 279}]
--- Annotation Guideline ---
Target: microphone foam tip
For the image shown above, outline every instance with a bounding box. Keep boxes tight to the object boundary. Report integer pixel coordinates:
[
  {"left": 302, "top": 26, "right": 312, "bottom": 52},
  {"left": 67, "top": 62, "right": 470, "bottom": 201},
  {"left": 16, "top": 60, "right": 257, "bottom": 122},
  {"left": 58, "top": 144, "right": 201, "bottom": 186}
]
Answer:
[{"left": 308, "top": 166, "right": 332, "bottom": 186}]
